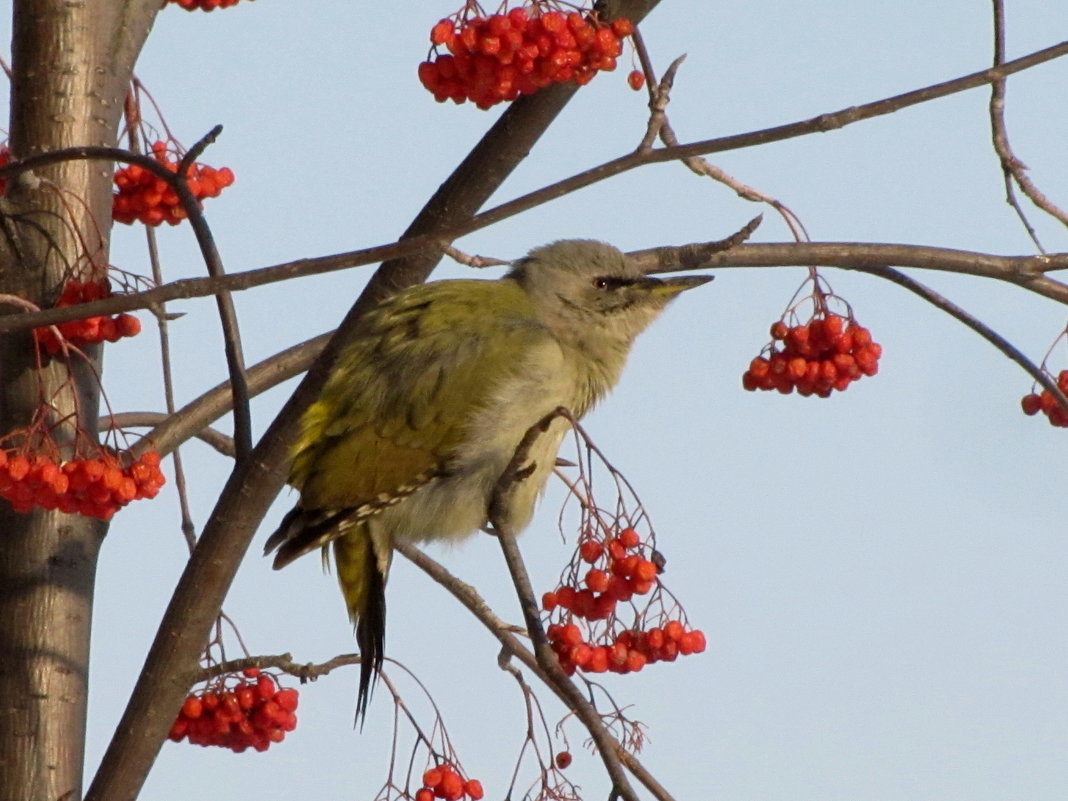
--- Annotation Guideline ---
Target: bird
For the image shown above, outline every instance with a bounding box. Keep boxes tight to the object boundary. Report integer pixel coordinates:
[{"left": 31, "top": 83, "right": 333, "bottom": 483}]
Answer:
[{"left": 264, "top": 239, "right": 711, "bottom": 721}]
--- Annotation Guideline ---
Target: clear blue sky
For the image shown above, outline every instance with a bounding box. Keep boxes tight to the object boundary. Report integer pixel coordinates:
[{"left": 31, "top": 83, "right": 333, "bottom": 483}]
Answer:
[{"left": 4, "top": 2, "right": 1068, "bottom": 799}]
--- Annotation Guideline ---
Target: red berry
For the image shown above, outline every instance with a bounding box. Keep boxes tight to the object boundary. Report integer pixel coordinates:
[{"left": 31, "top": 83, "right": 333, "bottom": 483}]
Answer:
[
  {"left": 276, "top": 687, "right": 299, "bottom": 712},
  {"left": 618, "top": 527, "right": 640, "bottom": 549},
  {"left": 585, "top": 568, "right": 609, "bottom": 593},
  {"left": 555, "top": 751, "right": 573, "bottom": 769},
  {"left": 627, "top": 69, "right": 645, "bottom": 90},
  {"left": 578, "top": 540, "right": 603, "bottom": 563},
  {"left": 115, "top": 313, "right": 141, "bottom": 337},
  {"left": 180, "top": 696, "right": 203, "bottom": 719}
]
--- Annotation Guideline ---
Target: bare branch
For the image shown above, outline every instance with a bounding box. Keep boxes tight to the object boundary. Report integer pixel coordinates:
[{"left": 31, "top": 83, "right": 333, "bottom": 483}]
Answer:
[
  {"left": 196, "top": 652, "right": 361, "bottom": 684},
  {"left": 488, "top": 409, "right": 645, "bottom": 801},
  {"left": 84, "top": 3, "right": 666, "bottom": 797},
  {"left": 3, "top": 40, "right": 1066, "bottom": 340},
  {"left": 102, "top": 412, "right": 235, "bottom": 458},
  {"left": 846, "top": 264, "right": 1068, "bottom": 416},
  {"left": 988, "top": 1, "right": 1068, "bottom": 243},
  {"left": 395, "top": 541, "right": 675, "bottom": 801},
  {"left": 442, "top": 243, "right": 511, "bottom": 269},
  {"left": 630, "top": 241, "right": 1068, "bottom": 304}
]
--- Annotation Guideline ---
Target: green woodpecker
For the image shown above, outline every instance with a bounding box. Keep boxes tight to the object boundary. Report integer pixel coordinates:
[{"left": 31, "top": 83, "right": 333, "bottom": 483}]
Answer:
[{"left": 265, "top": 239, "right": 710, "bottom": 720}]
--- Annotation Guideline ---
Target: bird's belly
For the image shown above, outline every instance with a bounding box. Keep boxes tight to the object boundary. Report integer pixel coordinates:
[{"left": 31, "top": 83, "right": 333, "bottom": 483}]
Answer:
[{"left": 384, "top": 407, "right": 572, "bottom": 545}]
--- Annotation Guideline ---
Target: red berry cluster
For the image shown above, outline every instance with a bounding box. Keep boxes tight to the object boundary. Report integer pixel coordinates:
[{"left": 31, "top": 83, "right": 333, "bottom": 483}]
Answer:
[
  {"left": 0, "top": 449, "right": 164, "bottom": 520},
  {"left": 168, "top": 0, "right": 245, "bottom": 10},
  {"left": 743, "top": 314, "right": 881, "bottom": 397},
  {"left": 0, "top": 144, "right": 10, "bottom": 195},
  {"left": 415, "top": 765, "right": 484, "bottom": 801},
  {"left": 33, "top": 278, "right": 142, "bottom": 355},
  {"left": 1020, "top": 369, "right": 1068, "bottom": 427},
  {"left": 168, "top": 668, "right": 299, "bottom": 753},
  {"left": 113, "top": 140, "right": 234, "bottom": 226},
  {"left": 541, "top": 526, "right": 706, "bottom": 675},
  {"left": 546, "top": 617, "right": 706, "bottom": 675},
  {"left": 418, "top": 4, "right": 633, "bottom": 109}
]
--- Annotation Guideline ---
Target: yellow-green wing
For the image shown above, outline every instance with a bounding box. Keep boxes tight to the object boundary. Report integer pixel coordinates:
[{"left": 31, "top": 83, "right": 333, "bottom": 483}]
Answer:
[{"left": 291, "top": 278, "right": 547, "bottom": 511}]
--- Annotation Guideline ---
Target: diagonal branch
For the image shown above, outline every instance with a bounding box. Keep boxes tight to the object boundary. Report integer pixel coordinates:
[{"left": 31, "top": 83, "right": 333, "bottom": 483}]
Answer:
[
  {"left": 845, "top": 264, "right": 1068, "bottom": 416},
  {"left": 395, "top": 541, "right": 676, "bottom": 801},
  {"left": 84, "top": 4, "right": 664, "bottom": 800},
  {"left": 488, "top": 409, "right": 645, "bottom": 801}
]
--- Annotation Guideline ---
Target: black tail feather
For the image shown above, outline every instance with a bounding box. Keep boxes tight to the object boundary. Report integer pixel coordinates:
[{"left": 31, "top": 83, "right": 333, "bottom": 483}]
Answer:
[{"left": 355, "top": 558, "right": 386, "bottom": 727}]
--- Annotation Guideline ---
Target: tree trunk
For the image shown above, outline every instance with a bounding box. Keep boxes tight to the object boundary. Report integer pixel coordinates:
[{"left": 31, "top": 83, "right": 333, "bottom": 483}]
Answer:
[{"left": 0, "top": 3, "right": 157, "bottom": 799}]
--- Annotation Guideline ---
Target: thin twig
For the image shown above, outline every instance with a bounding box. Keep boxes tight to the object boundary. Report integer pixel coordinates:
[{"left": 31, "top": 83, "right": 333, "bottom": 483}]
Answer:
[
  {"left": 441, "top": 243, "right": 511, "bottom": 268},
  {"left": 125, "top": 111, "right": 199, "bottom": 552},
  {"left": 102, "top": 412, "right": 235, "bottom": 457},
  {"left": 395, "top": 541, "right": 675, "bottom": 801},
  {"left": 849, "top": 263, "right": 1068, "bottom": 416},
  {"left": 988, "top": 1, "right": 1068, "bottom": 243},
  {"left": 171, "top": 126, "right": 253, "bottom": 461},
  {"left": 489, "top": 409, "right": 644, "bottom": 801},
  {"left": 124, "top": 332, "right": 331, "bottom": 458},
  {"left": 196, "top": 652, "right": 360, "bottom": 683}
]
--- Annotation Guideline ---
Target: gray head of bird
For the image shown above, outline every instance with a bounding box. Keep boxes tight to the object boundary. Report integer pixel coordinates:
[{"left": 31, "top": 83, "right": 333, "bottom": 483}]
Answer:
[{"left": 506, "top": 239, "right": 712, "bottom": 349}]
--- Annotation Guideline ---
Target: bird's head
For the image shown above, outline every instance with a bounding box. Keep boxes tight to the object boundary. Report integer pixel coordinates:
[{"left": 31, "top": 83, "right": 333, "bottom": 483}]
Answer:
[{"left": 506, "top": 239, "right": 712, "bottom": 348}]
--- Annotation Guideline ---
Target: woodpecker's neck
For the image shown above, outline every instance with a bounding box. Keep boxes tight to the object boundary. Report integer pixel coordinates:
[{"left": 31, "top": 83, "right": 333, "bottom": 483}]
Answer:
[{"left": 558, "top": 331, "right": 632, "bottom": 418}]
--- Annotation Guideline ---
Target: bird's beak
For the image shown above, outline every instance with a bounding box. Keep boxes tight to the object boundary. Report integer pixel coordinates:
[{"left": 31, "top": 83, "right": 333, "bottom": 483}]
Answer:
[{"left": 641, "top": 274, "right": 714, "bottom": 298}]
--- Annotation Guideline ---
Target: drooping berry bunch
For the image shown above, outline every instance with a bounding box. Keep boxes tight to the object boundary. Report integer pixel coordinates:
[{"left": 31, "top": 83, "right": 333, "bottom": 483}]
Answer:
[
  {"left": 743, "top": 313, "right": 881, "bottom": 397},
  {"left": 113, "top": 140, "right": 234, "bottom": 226},
  {"left": 0, "top": 448, "right": 164, "bottom": 520},
  {"left": 418, "top": 3, "right": 634, "bottom": 109},
  {"left": 168, "top": 668, "right": 299, "bottom": 753},
  {"left": 415, "top": 765, "right": 485, "bottom": 801},
  {"left": 541, "top": 526, "right": 706, "bottom": 676},
  {"left": 1021, "top": 368, "right": 1068, "bottom": 427},
  {"left": 168, "top": 0, "right": 247, "bottom": 10},
  {"left": 33, "top": 278, "right": 142, "bottom": 355}
]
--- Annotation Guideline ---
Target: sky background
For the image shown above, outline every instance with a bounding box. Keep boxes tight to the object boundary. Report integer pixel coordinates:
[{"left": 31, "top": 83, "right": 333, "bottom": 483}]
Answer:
[{"left": 4, "top": 2, "right": 1068, "bottom": 799}]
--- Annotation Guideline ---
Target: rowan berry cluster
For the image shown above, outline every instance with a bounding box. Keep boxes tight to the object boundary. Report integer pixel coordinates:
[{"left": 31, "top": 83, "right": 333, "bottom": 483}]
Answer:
[
  {"left": 1020, "top": 369, "right": 1068, "bottom": 427},
  {"left": 415, "top": 765, "right": 485, "bottom": 801},
  {"left": 0, "top": 449, "right": 164, "bottom": 520},
  {"left": 168, "top": 668, "right": 299, "bottom": 753},
  {"left": 33, "top": 278, "right": 142, "bottom": 355},
  {"left": 168, "top": 0, "right": 246, "bottom": 10},
  {"left": 113, "top": 140, "right": 234, "bottom": 226},
  {"left": 418, "top": 4, "right": 634, "bottom": 109},
  {"left": 541, "top": 526, "right": 706, "bottom": 675},
  {"left": 742, "top": 313, "right": 881, "bottom": 397}
]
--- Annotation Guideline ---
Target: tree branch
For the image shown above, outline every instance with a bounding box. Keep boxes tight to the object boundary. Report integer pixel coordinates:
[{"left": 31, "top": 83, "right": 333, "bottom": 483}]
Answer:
[
  {"left": 84, "top": 4, "right": 664, "bottom": 799},
  {"left": 3, "top": 40, "right": 1066, "bottom": 336},
  {"left": 395, "top": 542, "right": 675, "bottom": 801}
]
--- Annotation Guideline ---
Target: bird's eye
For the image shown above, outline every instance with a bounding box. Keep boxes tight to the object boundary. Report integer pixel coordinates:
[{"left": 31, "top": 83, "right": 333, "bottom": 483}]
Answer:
[{"left": 592, "top": 277, "right": 610, "bottom": 290}]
